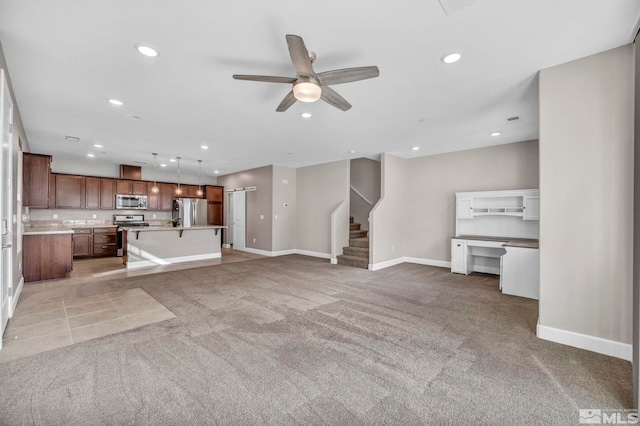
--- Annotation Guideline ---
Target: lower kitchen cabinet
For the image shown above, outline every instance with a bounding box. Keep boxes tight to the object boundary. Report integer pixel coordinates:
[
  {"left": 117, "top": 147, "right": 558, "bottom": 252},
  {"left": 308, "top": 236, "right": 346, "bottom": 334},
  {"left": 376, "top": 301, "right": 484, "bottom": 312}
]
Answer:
[
  {"left": 23, "top": 234, "right": 73, "bottom": 282},
  {"left": 72, "top": 227, "right": 117, "bottom": 258}
]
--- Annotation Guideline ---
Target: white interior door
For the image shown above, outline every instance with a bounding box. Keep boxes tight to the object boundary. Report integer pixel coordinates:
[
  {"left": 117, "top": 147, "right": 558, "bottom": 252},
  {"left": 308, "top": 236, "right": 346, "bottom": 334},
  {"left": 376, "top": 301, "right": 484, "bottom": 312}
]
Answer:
[
  {"left": 0, "top": 69, "right": 12, "bottom": 348},
  {"left": 227, "top": 192, "right": 234, "bottom": 245},
  {"left": 232, "top": 191, "right": 246, "bottom": 251}
]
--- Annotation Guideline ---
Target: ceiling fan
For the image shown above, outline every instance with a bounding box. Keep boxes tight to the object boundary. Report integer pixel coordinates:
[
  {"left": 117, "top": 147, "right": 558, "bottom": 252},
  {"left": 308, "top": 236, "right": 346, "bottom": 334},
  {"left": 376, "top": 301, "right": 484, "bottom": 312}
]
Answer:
[{"left": 233, "top": 35, "right": 379, "bottom": 112}]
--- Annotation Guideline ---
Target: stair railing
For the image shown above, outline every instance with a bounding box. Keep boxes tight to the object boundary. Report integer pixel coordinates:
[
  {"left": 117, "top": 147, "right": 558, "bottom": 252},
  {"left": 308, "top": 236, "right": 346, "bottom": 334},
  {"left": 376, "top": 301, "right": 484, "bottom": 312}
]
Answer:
[
  {"left": 330, "top": 199, "right": 347, "bottom": 264},
  {"left": 350, "top": 185, "right": 373, "bottom": 205}
]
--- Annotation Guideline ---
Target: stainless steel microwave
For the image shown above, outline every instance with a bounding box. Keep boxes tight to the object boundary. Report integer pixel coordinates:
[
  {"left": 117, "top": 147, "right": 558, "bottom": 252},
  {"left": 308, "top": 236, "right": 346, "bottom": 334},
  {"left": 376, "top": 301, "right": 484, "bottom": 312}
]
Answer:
[{"left": 115, "top": 194, "right": 148, "bottom": 210}]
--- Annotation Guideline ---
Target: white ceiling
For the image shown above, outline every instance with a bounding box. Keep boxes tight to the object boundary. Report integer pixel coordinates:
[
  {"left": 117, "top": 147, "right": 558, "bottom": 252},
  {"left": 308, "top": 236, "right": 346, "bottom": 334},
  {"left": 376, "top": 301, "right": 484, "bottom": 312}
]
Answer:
[{"left": 0, "top": 1, "right": 638, "bottom": 178}]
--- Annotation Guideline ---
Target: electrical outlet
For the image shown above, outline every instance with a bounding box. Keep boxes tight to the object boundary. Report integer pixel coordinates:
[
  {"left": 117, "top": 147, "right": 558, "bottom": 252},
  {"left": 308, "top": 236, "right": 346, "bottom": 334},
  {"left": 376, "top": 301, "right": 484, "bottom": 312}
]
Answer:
[
  {"left": 275, "top": 214, "right": 278, "bottom": 220},
  {"left": 53, "top": 214, "right": 58, "bottom": 219},
  {"left": 92, "top": 214, "right": 97, "bottom": 219},
  {"left": 391, "top": 245, "right": 395, "bottom": 252},
  {"left": 253, "top": 238, "right": 256, "bottom": 243},
  {"left": 153, "top": 214, "right": 156, "bottom": 218},
  {"left": 260, "top": 214, "right": 264, "bottom": 220}
]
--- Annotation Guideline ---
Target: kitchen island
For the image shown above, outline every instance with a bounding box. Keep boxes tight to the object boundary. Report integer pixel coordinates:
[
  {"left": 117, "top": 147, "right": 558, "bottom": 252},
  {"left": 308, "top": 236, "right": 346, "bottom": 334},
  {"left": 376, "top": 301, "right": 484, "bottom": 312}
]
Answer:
[
  {"left": 23, "top": 224, "right": 74, "bottom": 282},
  {"left": 122, "top": 225, "right": 226, "bottom": 269}
]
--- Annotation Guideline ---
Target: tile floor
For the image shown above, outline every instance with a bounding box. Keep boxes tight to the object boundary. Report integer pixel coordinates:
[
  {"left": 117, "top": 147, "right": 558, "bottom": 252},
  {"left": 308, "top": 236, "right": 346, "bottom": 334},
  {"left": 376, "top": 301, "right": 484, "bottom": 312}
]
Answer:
[{"left": 1, "top": 247, "right": 265, "bottom": 363}]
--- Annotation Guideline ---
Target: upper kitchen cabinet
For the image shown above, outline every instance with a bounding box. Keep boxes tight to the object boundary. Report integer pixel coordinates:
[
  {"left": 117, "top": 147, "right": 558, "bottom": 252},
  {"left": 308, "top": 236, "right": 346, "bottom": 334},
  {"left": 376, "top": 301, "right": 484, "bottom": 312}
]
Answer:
[
  {"left": 159, "top": 183, "right": 176, "bottom": 211},
  {"left": 186, "top": 185, "right": 203, "bottom": 198},
  {"left": 116, "top": 179, "right": 132, "bottom": 194},
  {"left": 23, "top": 153, "right": 52, "bottom": 208},
  {"left": 100, "top": 178, "right": 116, "bottom": 209},
  {"left": 132, "top": 181, "right": 147, "bottom": 195},
  {"left": 85, "top": 177, "right": 101, "bottom": 209},
  {"left": 147, "top": 182, "right": 159, "bottom": 210},
  {"left": 205, "top": 186, "right": 223, "bottom": 202},
  {"left": 120, "top": 165, "right": 142, "bottom": 180},
  {"left": 55, "top": 174, "right": 85, "bottom": 209}
]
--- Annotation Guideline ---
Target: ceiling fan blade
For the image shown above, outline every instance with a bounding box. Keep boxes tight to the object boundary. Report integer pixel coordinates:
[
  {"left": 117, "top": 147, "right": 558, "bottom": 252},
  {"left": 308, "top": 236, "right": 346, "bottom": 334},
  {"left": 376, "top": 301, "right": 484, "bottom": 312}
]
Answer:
[
  {"left": 233, "top": 75, "right": 297, "bottom": 84},
  {"left": 286, "top": 35, "right": 314, "bottom": 77},
  {"left": 276, "top": 90, "right": 297, "bottom": 112},
  {"left": 320, "top": 86, "right": 352, "bottom": 111},
  {"left": 316, "top": 66, "right": 380, "bottom": 85}
]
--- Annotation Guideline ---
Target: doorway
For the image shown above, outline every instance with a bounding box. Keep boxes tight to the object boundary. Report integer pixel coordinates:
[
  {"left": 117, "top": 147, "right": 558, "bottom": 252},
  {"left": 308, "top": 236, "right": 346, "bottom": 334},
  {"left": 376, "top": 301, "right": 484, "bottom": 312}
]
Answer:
[{"left": 0, "top": 69, "right": 13, "bottom": 348}]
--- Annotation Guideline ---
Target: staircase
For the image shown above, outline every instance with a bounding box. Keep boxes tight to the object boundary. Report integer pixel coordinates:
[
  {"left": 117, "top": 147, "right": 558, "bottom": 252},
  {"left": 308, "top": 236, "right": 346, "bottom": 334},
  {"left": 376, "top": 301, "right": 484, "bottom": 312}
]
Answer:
[{"left": 337, "top": 216, "right": 369, "bottom": 269}]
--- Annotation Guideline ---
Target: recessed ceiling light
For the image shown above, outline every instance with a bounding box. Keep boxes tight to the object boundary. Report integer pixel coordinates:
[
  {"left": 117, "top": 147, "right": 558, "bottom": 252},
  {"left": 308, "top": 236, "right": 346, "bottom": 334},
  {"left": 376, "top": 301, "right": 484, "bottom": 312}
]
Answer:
[
  {"left": 93, "top": 144, "right": 103, "bottom": 148},
  {"left": 412, "top": 146, "right": 420, "bottom": 151},
  {"left": 65, "top": 136, "right": 80, "bottom": 142},
  {"left": 86, "top": 153, "right": 95, "bottom": 158},
  {"left": 349, "top": 150, "right": 356, "bottom": 154},
  {"left": 200, "top": 145, "right": 208, "bottom": 150},
  {"left": 169, "top": 158, "right": 176, "bottom": 162},
  {"left": 490, "top": 131, "right": 502, "bottom": 136},
  {"left": 160, "top": 163, "right": 167, "bottom": 167},
  {"left": 301, "top": 112, "right": 312, "bottom": 118},
  {"left": 441, "top": 52, "right": 462, "bottom": 64},
  {"left": 214, "top": 170, "right": 220, "bottom": 174},
  {"left": 135, "top": 44, "right": 158, "bottom": 57},
  {"left": 108, "top": 99, "right": 123, "bottom": 106}
]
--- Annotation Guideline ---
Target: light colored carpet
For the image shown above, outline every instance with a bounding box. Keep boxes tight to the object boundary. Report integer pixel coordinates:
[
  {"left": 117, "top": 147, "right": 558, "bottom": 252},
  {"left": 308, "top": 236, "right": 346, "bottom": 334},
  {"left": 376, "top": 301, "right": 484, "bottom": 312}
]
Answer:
[{"left": 0, "top": 255, "right": 632, "bottom": 425}]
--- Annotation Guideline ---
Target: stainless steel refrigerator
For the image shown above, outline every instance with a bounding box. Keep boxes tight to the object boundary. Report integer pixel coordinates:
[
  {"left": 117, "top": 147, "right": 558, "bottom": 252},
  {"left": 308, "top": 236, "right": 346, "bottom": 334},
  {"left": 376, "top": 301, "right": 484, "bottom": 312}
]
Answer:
[{"left": 173, "top": 198, "right": 207, "bottom": 227}]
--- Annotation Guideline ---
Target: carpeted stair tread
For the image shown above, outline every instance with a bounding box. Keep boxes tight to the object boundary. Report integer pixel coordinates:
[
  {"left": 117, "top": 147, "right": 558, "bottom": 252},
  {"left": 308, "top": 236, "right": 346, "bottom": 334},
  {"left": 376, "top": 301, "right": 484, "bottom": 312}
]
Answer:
[
  {"left": 337, "top": 255, "right": 368, "bottom": 269},
  {"left": 349, "top": 223, "right": 361, "bottom": 231},
  {"left": 349, "top": 216, "right": 354, "bottom": 223},
  {"left": 349, "top": 237, "right": 369, "bottom": 248},
  {"left": 349, "top": 229, "right": 368, "bottom": 238},
  {"left": 342, "top": 246, "right": 369, "bottom": 258}
]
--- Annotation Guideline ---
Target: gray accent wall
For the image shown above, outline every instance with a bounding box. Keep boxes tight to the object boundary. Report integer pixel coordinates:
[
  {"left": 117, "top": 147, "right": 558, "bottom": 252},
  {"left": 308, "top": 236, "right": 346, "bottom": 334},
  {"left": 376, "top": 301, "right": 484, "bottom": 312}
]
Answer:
[
  {"left": 405, "top": 140, "right": 539, "bottom": 261},
  {"left": 296, "top": 160, "right": 349, "bottom": 255},
  {"left": 539, "top": 45, "right": 634, "bottom": 345},
  {"left": 217, "top": 165, "right": 274, "bottom": 252}
]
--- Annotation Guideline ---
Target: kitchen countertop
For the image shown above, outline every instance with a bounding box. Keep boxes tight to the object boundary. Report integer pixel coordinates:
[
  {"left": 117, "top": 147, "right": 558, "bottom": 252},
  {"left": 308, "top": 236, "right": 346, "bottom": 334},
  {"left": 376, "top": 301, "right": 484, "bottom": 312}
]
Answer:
[
  {"left": 23, "top": 225, "right": 74, "bottom": 235},
  {"left": 455, "top": 235, "right": 539, "bottom": 249},
  {"left": 120, "top": 225, "right": 227, "bottom": 231}
]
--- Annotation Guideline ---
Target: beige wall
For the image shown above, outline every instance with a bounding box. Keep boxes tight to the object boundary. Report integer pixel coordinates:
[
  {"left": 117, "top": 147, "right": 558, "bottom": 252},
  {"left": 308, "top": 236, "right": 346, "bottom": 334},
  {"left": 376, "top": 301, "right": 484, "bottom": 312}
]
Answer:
[
  {"left": 539, "top": 44, "right": 634, "bottom": 345},
  {"left": 272, "top": 166, "right": 296, "bottom": 252},
  {"left": 296, "top": 160, "right": 349, "bottom": 255},
  {"left": 405, "top": 140, "right": 539, "bottom": 261},
  {"left": 217, "top": 165, "right": 273, "bottom": 252},
  {"left": 370, "top": 154, "right": 408, "bottom": 265},
  {"left": 350, "top": 158, "right": 380, "bottom": 231}
]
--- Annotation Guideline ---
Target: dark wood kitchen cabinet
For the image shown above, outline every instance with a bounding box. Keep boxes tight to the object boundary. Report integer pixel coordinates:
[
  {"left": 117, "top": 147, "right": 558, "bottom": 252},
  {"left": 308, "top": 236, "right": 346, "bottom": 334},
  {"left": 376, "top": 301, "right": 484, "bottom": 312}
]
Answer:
[
  {"left": 23, "top": 153, "right": 52, "bottom": 208},
  {"left": 85, "top": 177, "right": 101, "bottom": 209},
  {"left": 23, "top": 233, "right": 73, "bottom": 282},
  {"left": 205, "top": 186, "right": 224, "bottom": 226},
  {"left": 147, "top": 182, "right": 160, "bottom": 210},
  {"left": 100, "top": 178, "right": 116, "bottom": 209},
  {"left": 72, "top": 228, "right": 92, "bottom": 257},
  {"left": 116, "top": 179, "right": 132, "bottom": 194},
  {"left": 55, "top": 175, "right": 85, "bottom": 209},
  {"left": 48, "top": 174, "right": 56, "bottom": 209},
  {"left": 160, "top": 183, "right": 176, "bottom": 211},
  {"left": 71, "top": 227, "right": 116, "bottom": 258},
  {"left": 186, "top": 185, "right": 203, "bottom": 198},
  {"left": 132, "top": 181, "right": 147, "bottom": 195}
]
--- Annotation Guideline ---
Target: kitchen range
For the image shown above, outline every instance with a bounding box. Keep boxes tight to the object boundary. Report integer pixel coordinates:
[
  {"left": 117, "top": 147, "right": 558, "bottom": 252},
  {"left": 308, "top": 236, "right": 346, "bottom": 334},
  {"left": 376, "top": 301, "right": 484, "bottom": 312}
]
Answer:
[{"left": 113, "top": 214, "right": 149, "bottom": 257}]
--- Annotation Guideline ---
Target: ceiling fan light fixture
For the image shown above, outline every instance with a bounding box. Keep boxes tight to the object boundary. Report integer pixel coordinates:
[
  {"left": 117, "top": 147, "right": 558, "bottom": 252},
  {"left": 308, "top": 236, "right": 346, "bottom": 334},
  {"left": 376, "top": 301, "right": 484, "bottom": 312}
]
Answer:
[{"left": 293, "top": 82, "right": 321, "bottom": 102}]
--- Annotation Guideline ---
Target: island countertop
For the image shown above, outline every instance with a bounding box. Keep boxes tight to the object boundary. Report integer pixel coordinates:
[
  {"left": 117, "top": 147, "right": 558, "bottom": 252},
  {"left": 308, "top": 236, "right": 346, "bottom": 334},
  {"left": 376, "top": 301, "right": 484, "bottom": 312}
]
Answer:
[{"left": 120, "top": 225, "right": 226, "bottom": 232}]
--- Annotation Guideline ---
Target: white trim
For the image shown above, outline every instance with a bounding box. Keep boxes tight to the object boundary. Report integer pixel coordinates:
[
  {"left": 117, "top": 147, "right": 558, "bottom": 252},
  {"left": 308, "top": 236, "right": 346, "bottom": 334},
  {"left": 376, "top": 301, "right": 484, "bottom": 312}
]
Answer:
[
  {"left": 222, "top": 243, "right": 231, "bottom": 249},
  {"left": 331, "top": 258, "right": 338, "bottom": 264},
  {"left": 350, "top": 185, "right": 373, "bottom": 205},
  {"left": 127, "top": 253, "right": 221, "bottom": 270},
  {"left": 244, "top": 247, "right": 274, "bottom": 257},
  {"left": 273, "top": 249, "right": 297, "bottom": 257},
  {"left": 404, "top": 257, "right": 451, "bottom": 269},
  {"left": 295, "top": 249, "right": 331, "bottom": 259},
  {"left": 537, "top": 323, "right": 632, "bottom": 361},
  {"left": 369, "top": 257, "right": 405, "bottom": 271},
  {"left": 10, "top": 276, "right": 24, "bottom": 317}
]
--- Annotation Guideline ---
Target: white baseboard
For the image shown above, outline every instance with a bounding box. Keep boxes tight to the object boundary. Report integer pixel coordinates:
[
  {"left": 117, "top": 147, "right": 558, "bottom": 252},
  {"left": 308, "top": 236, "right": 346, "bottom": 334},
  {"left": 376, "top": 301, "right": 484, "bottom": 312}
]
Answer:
[
  {"left": 244, "top": 247, "right": 274, "bottom": 257},
  {"left": 222, "top": 244, "right": 231, "bottom": 248},
  {"left": 537, "top": 323, "right": 632, "bottom": 361},
  {"left": 10, "top": 276, "right": 24, "bottom": 318},
  {"left": 273, "top": 249, "right": 297, "bottom": 257},
  {"left": 127, "top": 253, "right": 222, "bottom": 270},
  {"left": 404, "top": 257, "right": 451, "bottom": 269},
  {"left": 331, "top": 258, "right": 338, "bottom": 264},
  {"left": 370, "top": 256, "right": 451, "bottom": 271},
  {"left": 369, "top": 257, "right": 405, "bottom": 271},
  {"left": 295, "top": 249, "right": 331, "bottom": 260}
]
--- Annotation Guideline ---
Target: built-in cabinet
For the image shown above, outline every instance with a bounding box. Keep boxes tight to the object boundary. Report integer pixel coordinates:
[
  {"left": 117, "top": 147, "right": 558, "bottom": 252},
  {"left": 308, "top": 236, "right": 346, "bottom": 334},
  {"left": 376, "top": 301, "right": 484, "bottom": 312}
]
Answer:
[
  {"left": 206, "top": 186, "right": 224, "bottom": 226},
  {"left": 55, "top": 175, "right": 85, "bottom": 209},
  {"left": 23, "top": 153, "right": 52, "bottom": 208},
  {"left": 23, "top": 233, "right": 73, "bottom": 282},
  {"left": 71, "top": 227, "right": 117, "bottom": 258}
]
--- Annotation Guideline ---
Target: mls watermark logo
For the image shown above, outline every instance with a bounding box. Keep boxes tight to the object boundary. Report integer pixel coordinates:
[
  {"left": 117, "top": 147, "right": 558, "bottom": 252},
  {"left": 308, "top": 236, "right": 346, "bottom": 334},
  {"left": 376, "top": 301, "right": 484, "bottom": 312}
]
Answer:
[{"left": 579, "top": 409, "right": 639, "bottom": 424}]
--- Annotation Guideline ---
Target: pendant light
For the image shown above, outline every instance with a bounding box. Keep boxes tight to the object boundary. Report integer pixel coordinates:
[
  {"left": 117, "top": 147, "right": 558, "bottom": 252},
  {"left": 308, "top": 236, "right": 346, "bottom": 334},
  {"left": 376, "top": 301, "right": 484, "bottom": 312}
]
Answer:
[
  {"left": 175, "top": 157, "right": 183, "bottom": 195},
  {"left": 196, "top": 160, "right": 204, "bottom": 197},
  {"left": 151, "top": 153, "right": 159, "bottom": 193}
]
